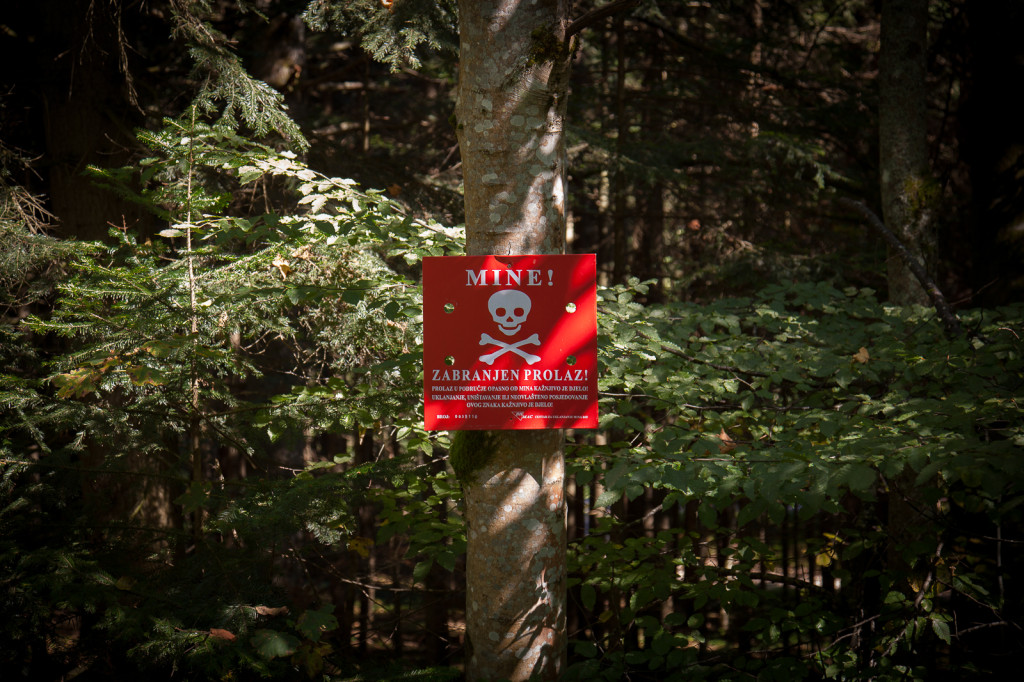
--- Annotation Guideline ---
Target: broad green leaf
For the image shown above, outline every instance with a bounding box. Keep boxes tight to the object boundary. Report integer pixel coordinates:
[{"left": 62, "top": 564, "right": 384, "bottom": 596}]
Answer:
[
  {"left": 174, "top": 481, "right": 211, "bottom": 515},
  {"left": 296, "top": 604, "right": 338, "bottom": 643},
  {"left": 251, "top": 629, "right": 300, "bottom": 659},
  {"left": 127, "top": 365, "right": 166, "bottom": 387},
  {"left": 580, "top": 583, "right": 596, "bottom": 610}
]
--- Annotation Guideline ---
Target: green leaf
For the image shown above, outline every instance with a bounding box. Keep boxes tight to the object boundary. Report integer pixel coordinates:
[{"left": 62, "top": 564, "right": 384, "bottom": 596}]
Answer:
[
  {"left": 251, "top": 629, "right": 300, "bottom": 659},
  {"left": 595, "top": 488, "right": 621, "bottom": 508},
  {"left": 736, "top": 499, "right": 766, "bottom": 527},
  {"left": 413, "top": 560, "right": 433, "bottom": 584},
  {"left": 651, "top": 632, "right": 673, "bottom": 656},
  {"left": 296, "top": 604, "right": 338, "bottom": 643},
  {"left": 818, "top": 416, "right": 841, "bottom": 438},
  {"left": 52, "top": 368, "right": 102, "bottom": 398},
  {"left": 834, "top": 462, "right": 876, "bottom": 494},
  {"left": 174, "top": 481, "right": 211, "bottom": 515},
  {"left": 580, "top": 583, "right": 596, "bottom": 610},
  {"left": 383, "top": 300, "right": 402, "bottom": 320},
  {"left": 126, "top": 365, "right": 167, "bottom": 387},
  {"left": 436, "top": 550, "right": 456, "bottom": 572},
  {"left": 930, "top": 617, "right": 951, "bottom": 644}
]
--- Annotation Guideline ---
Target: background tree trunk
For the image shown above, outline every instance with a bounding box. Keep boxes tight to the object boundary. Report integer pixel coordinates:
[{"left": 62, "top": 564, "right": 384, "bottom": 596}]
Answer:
[
  {"left": 878, "top": 0, "right": 936, "bottom": 623},
  {"left": 879, "top": 0, "right": 934, "bottom": 305},
  {"left": 455, "top": 0, "right": 571, "bottom": 679}
]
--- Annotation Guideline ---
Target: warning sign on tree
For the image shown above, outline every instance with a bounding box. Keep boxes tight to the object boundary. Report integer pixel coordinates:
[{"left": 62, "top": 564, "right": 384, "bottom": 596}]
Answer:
[{"left": 423, "top": 254, "right": 597, "bottom": 430}]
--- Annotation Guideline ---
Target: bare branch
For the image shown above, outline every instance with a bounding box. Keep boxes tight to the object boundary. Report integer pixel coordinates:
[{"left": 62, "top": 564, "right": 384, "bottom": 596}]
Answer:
[
  {"left": 840, "top": 198, "right": 963, "bottom": 338},
  {"left": 567, "top": 0, "right": 642, "bottom": 38}
]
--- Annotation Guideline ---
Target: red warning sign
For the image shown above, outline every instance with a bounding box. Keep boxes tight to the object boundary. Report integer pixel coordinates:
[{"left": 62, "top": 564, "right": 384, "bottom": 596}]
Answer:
[{"left": 423, "top": 254, "right": 597, "bottom": 430}]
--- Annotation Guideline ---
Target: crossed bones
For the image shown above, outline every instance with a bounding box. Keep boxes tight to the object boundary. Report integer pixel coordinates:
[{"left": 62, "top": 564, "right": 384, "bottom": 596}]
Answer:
[{"left": 479, "top": 333, "right": 541, "bottom": 365}]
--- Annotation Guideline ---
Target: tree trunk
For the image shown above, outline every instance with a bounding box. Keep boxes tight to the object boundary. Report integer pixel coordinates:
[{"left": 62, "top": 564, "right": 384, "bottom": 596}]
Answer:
[
  {"left": 611, "top": 14, "right": 629, "bottom": 284},
  {"left": 33, "top": 0, "right": 144, "bottom": 241},
  {"left": 454, "top": 0, "right": 571, "bottom": 679},
  {"left": 879, "top": 0, "right": 934, "bottom": 305},
  {"left": 878, "top": 0, "right": 936, "bottom": 626}
]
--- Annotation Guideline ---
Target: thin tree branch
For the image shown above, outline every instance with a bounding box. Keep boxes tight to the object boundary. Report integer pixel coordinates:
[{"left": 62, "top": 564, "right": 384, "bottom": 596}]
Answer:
[
  {"left": 567, "top": 0, "right": 642, "bottom": 38},
  {"left": 840, "top": 198, "right": 963, "bottom": 338},
  {"left": 638, "top": 329, "right": 770, "bottom": 378},
  {"left": 707, "top": 565, "right": 832, "bottom": 594},
  {"left": 957, "top": 621, "right": 1017, "bottom": 636}
]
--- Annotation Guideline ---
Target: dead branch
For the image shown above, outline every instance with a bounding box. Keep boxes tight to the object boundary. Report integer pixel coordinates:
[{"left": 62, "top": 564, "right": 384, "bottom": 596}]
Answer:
[{"left": 840, "top": 198, "right": 963, "bottom": 338}]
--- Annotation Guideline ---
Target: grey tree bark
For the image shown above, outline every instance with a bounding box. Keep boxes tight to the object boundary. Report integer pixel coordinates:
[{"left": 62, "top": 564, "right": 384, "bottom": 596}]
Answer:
[
  {"left": 878, "top": 0, "right": 939, "bottom": 615},
  {"left": 879, "top": 0, "right": 934, "bottom": 305},
  {"left": 454, "top": 0, "right": 571, "bottom": 679}
]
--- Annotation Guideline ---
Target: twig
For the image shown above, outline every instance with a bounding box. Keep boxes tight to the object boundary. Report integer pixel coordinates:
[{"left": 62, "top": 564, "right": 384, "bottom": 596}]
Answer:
[
  {"left": 705, "top": 565, "right": 832, "bottom": 594},
  {"left": 646, "top": 332, "right": 769, "bottom": 378},
  {"left": 840, "top": 198, "right": 963, "bottom": 338},
  {"left": 567, "top": 0, "right": 642, "bottom": 38},
  {"left": 957, "top": 621, "right": 1016, "bottom": 636}
]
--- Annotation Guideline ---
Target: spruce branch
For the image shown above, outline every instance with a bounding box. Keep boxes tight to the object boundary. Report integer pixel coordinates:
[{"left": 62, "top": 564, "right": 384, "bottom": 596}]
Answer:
[{"left": 171, "top": 0, "right": 307, "bottom": 149}]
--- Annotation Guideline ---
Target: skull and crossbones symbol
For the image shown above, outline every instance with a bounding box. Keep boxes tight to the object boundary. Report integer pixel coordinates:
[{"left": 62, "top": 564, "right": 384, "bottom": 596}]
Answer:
[{"left": 479, "top": 289, "right": 541, "bottom": 364}]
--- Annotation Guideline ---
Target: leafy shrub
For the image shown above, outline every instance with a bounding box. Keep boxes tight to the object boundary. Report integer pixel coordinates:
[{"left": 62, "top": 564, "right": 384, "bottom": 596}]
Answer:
[
  {"left": 566, "top": 279, "right": 1024, "bottom": 679},
  {"left": 0, "top": 112, "right": 454, "bottom": 680}
]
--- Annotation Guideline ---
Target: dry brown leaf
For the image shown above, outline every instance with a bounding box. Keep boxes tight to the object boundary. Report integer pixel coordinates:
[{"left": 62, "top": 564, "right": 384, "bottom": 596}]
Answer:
[
  {"left": 271, "top": 256, "right": 291, "bottom": 278},
  {"left": 852, "top": 346, "right": 870, "bottom": 364}
]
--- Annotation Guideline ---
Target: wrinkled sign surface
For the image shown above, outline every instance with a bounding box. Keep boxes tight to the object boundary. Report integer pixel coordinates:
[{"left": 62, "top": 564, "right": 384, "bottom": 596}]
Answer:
[{"left": 423, "top": 254, "right": 597, "bottom": 430}]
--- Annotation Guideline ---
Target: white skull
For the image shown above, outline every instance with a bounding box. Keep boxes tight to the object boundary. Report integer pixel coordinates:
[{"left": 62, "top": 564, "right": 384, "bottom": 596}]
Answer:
[{"left": 488, "top": 289, "right": 532, "bottom": 336}]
